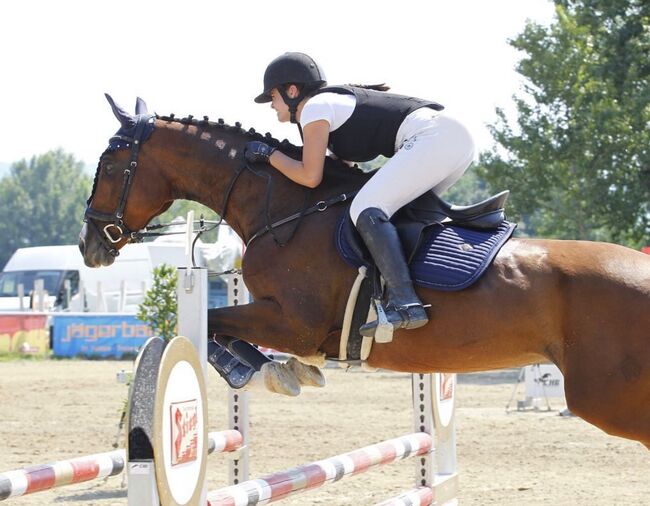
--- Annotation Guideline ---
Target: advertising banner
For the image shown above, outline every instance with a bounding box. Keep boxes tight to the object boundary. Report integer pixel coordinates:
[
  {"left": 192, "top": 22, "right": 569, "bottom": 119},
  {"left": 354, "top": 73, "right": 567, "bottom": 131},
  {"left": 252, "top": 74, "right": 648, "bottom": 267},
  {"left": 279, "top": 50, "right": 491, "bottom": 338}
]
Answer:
[
  {"left": 0, "top": 313, "right": 49, "bottom": 356},
  {"left": 52, "top": 314, "right": 155, "bottom": 358}
]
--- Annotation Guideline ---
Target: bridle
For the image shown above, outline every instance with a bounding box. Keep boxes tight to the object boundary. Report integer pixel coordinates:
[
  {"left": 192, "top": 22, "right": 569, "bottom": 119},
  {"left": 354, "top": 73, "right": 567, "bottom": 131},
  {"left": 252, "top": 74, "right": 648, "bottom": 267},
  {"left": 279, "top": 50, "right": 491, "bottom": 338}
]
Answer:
[
  {"left": 84, "top": 112, "right": 355, "bottom": 258},
  {"left": 84, "top": 114, "right": 154, "bottom": 257},
  {"left": 84, "top": 113, "right": 249, "bottom": 258}
]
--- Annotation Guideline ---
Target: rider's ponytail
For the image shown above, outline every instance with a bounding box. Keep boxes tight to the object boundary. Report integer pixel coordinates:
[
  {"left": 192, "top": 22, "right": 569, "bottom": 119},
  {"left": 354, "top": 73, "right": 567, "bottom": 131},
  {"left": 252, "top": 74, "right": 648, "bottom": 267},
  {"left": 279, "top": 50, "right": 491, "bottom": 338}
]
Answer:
[{"left": 347, "top": 83, "right": 390, "bottom": 92}]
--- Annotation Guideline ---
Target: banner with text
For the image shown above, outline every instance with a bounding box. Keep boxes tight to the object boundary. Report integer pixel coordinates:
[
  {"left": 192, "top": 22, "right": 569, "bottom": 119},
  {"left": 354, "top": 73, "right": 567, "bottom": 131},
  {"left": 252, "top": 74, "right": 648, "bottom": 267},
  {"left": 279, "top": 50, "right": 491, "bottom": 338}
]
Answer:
[
  {"left": 0, "top": 314, "right": 49, "bottom": 356},
  {"left": 52, "top": 314, "right": 155, "bottom": 358}
]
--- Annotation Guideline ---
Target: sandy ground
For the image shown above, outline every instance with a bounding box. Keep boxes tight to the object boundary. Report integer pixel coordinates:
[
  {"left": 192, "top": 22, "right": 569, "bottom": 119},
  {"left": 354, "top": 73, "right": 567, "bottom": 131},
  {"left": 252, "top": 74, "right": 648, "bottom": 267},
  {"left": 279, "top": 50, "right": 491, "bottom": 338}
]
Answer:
[{"left": 0, "top": 360, "right": 648, "bottom": 506}]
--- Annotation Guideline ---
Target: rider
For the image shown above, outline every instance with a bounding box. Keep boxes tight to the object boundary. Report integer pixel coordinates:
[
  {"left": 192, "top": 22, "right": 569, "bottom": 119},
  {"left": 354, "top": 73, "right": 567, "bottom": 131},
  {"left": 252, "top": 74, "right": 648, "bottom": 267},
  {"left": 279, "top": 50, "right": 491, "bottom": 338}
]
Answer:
[{"left": 245, "top": 52, "right": 476, "bottom": 337}]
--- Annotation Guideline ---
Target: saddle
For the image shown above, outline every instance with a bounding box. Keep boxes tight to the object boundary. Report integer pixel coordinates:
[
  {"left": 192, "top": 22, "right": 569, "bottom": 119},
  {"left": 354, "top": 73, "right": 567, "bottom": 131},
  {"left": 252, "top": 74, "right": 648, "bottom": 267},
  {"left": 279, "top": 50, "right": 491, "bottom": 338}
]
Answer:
[{"left": 341, "top": 190, "right": 510, "bottom": 266}]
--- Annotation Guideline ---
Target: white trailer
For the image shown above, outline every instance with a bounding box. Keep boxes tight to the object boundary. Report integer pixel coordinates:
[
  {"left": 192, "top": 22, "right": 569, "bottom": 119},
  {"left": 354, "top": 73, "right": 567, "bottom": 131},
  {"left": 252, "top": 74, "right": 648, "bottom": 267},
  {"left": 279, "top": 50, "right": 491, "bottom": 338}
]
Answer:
[{"left": 0, "top": 242, "right": 204, "bottom": 312}]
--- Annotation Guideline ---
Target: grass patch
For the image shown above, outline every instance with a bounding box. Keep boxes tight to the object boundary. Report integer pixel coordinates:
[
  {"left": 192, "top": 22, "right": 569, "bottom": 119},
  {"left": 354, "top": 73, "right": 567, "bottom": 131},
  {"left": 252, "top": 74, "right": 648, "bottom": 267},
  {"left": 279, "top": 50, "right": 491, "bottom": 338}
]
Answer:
[{"left": 0, "top": 352, "right": 50, "bottom": 362}]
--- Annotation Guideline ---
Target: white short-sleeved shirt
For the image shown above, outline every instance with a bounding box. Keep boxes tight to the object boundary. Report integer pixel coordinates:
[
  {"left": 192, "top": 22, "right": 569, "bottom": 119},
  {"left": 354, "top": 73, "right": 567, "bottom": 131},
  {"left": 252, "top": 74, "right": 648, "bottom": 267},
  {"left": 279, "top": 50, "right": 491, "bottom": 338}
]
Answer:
[{"left": 299, "top": 92, "right": 357, "bottom": 132}]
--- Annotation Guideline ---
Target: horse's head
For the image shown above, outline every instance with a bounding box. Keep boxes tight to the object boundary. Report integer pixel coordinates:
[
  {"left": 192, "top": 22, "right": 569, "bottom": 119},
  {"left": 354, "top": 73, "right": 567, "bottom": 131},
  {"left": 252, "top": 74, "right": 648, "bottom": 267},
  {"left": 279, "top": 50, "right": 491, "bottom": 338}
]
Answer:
[
  {"left": 79, "top": 95, "right": 173, "bottom": 267},
  {"left": 80, "top": 95, "right": 371, "bottom": 268}
]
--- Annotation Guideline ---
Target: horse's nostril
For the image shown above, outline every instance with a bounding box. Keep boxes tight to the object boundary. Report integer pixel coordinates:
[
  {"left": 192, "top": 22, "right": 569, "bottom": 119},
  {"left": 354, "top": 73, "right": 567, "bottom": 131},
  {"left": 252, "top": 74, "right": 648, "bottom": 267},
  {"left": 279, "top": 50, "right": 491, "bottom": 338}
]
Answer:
[{"left": 78, "top": 240, "right": 85, "bottom": 255}]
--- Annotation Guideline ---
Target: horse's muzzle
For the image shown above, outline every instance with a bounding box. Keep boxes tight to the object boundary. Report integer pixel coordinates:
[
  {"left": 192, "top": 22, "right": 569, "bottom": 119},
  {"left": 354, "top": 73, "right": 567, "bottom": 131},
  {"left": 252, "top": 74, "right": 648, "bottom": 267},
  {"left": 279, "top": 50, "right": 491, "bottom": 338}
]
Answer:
[{"left": 78, "top": 222, "right": 117, "bottom": 268}]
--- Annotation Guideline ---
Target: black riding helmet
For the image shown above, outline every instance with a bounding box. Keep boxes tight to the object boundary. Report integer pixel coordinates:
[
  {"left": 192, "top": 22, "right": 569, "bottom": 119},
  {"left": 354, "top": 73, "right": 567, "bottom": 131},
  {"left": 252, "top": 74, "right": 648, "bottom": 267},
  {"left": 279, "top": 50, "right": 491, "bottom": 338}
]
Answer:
[{"left": 254, "top": 52, "right": 327, "bottom": 123}]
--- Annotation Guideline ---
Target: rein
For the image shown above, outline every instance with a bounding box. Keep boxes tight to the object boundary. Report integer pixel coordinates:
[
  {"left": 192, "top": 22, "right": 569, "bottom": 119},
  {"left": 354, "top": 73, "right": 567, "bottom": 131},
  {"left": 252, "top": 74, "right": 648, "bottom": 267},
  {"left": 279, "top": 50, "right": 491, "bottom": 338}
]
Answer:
[
  {"left": 246, "top": 186, "right": 357, "bottom": 247},
  {"left": 86, "top": 112, "right": 357, "bottom": 258}
]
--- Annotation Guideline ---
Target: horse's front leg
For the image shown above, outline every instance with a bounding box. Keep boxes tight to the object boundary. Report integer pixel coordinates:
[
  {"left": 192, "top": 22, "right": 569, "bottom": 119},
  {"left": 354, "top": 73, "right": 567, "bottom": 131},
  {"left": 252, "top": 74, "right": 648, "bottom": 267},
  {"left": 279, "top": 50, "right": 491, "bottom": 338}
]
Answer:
[{"left": 207, "top": 300, "right": 326, "bottom": 396}]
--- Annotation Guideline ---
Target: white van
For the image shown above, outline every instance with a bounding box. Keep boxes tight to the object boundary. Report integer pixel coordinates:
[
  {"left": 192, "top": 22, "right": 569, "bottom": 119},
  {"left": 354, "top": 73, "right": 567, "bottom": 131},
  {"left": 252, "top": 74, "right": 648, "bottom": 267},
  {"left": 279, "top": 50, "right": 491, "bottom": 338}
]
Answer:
[
  {"left": 0, "top": 226, "right": 242, "bottom": 313},
  {"left": 0, "top": 244, "right": 177, "bottom": 312}
]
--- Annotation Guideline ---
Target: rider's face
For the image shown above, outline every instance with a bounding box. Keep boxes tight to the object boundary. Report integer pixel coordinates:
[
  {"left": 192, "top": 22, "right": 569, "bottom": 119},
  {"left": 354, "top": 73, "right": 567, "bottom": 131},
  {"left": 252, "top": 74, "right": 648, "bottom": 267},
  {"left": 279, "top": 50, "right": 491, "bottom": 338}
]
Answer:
[
  {"left": 270, "top": 85, "right": 300, "bottom": 123},
  {"left": 270, "top": 88, "right": 290, "bottom": 122}
]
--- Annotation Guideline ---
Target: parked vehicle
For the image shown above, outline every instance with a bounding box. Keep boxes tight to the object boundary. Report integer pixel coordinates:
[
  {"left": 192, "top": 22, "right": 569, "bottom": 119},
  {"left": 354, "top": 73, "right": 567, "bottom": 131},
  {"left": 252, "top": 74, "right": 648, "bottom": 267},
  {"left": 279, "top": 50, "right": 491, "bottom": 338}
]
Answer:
[
  {"left": 0, "top": 243, "right": 179, "bottom": 312},
  {"left": 0, "top": 224, "right": 242, "bottom": 312}
]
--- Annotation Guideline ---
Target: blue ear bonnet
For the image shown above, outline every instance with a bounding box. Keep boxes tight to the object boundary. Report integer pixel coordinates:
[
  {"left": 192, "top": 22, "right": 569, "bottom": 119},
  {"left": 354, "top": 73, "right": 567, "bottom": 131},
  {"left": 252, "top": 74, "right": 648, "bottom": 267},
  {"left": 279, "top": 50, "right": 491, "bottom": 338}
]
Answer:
[{"left": 108, "top": 114, "right": 156, "bottom": 151}]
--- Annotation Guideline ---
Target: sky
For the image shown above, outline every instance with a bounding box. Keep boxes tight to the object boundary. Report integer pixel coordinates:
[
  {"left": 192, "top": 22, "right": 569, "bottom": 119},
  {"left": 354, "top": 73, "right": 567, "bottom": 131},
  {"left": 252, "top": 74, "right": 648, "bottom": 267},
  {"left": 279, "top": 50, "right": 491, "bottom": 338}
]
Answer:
[{"left": 0, "top": 0, "right": 556, "bottom": 169}]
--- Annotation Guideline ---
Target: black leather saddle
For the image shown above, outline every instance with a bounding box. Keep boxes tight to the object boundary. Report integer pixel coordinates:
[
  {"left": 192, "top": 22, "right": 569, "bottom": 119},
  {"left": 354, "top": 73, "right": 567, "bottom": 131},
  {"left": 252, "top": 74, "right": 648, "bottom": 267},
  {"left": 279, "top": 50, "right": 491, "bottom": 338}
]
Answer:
[{"left": 342, "top": 190, "right": 510, "bottom": 264}]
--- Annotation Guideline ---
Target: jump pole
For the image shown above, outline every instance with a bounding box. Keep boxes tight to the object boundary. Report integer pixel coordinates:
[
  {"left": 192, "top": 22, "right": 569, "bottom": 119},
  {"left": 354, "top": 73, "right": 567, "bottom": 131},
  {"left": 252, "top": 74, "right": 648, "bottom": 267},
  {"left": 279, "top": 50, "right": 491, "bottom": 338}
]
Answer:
[
  {"left": 0, "top": 431, "right": 242, "bottom": 502},
  {"left": 206, "top": 432, "right": 433, "bottom": 505}
]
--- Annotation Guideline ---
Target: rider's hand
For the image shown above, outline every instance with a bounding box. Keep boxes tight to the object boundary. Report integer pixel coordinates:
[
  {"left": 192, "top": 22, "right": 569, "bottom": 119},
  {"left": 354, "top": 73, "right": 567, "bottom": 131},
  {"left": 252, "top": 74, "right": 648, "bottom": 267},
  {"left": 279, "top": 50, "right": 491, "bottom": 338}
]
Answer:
[{"left": 244, "top": 141, "right": 276, "bottom": 164}]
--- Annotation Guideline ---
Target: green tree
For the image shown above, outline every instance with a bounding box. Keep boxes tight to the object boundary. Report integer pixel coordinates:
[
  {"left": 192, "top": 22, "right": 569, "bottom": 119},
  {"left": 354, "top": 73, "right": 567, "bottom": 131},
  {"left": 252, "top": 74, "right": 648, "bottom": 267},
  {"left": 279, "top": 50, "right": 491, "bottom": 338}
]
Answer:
[
  {"left": 0, "top": 149, "right": 91, "bottom": 268},
  {"left": 137, "top": 264, "right": 178, "bottom": 341},
  {"left": 154, "top": 200, "right": 221, "bottom": 243},
  {"left": 476, "top": 0, "right": 649, "bottom": 244},
  {"left": 441, "top": 166, "right": 492, "bottom": 205}
]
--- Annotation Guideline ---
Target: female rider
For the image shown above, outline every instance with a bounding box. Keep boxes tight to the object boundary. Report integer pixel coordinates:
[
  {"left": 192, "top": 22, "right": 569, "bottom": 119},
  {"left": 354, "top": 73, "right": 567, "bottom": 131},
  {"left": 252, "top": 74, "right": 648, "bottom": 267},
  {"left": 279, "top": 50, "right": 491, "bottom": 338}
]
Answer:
[{"left": 245, "top": 52, "right": 476, "bottom": 338}]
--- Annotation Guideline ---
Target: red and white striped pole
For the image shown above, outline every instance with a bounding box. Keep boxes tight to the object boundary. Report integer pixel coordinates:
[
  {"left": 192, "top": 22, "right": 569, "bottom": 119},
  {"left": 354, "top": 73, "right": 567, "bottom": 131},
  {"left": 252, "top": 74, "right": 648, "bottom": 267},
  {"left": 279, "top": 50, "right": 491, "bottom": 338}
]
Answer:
[
  {"left": 0, "top": 449, "right": 125, "bottom": 501},
  {"left": 0, "top": 430, "right": 242, "bottom": 501},
  {"left": 206, "top": 432, "right": 431, "bottom": 506}
]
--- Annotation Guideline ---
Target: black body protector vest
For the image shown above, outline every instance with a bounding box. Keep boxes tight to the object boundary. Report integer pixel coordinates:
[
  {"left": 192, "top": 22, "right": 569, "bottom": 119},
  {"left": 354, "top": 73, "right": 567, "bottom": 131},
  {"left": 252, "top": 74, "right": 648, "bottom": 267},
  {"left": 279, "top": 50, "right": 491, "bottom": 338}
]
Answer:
[{"left": 312, "top": 85, "right": 444, "bottom": 162}]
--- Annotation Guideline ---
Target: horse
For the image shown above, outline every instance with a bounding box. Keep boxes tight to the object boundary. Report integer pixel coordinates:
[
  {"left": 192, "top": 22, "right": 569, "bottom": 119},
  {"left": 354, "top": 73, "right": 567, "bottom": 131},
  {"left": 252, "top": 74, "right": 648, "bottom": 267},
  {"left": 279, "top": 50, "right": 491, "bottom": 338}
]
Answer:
[{"left": 79, "top": 95, "right": 650, "bottom": 450}]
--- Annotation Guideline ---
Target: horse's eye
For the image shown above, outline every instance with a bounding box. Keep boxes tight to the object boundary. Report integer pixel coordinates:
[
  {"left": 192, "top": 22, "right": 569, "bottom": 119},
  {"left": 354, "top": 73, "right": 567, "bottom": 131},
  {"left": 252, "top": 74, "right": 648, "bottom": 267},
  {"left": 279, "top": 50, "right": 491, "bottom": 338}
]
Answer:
[{"left": 104, "top": 163, "right": 115, "bottom": 175}]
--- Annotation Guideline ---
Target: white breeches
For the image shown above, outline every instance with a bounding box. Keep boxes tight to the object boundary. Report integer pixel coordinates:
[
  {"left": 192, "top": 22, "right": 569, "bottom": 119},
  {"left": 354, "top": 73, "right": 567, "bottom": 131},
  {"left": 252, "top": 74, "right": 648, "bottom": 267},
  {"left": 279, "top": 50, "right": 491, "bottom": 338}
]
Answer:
[{"left": 349, "top": 108, "right": 476, "bottom": 224}]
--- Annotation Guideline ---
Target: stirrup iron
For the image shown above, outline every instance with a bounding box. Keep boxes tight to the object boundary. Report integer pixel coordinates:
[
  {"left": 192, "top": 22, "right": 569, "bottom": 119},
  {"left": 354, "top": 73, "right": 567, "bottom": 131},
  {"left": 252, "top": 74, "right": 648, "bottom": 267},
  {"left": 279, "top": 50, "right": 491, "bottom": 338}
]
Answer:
[{"left": 373, "top": 298, "right": 395, "bottom": 344}]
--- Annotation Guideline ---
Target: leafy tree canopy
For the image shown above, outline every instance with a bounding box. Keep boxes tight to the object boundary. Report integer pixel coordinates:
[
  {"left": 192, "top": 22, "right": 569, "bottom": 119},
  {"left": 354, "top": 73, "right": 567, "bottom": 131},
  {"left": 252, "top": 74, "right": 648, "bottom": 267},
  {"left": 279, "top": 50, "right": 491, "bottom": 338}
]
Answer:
[
  {"left": 0, "top": 149, "right": 91, "bottom": 268},
  {"left": 476, "top": 0, "right": 649, "bottom": 245},
  {"left": 153, "top": 200, "right": 221, "bottom": 243}
]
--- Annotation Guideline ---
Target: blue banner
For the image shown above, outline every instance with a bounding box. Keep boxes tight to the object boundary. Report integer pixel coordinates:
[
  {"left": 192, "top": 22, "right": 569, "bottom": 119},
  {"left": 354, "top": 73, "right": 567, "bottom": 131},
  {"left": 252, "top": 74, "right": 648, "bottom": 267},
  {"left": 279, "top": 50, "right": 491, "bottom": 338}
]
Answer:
[{"left": 52, "top": 314, "right": 155, "bottom": 358}]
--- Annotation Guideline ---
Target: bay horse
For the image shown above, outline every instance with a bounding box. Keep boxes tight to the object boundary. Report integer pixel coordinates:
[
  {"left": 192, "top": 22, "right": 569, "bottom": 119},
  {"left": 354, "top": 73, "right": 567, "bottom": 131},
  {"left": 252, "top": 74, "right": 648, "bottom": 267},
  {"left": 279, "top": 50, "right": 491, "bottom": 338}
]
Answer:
[{"left": 79, "top": 96, "right": 650, "bottom": 449}]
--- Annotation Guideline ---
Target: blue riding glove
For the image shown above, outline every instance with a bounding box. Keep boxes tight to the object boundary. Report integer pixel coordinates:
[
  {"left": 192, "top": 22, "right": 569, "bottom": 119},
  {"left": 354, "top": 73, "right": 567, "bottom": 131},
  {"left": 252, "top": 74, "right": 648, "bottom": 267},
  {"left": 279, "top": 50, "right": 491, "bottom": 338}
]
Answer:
[{"left": 244, "top": 141, "right": 276, "bottom": 163}]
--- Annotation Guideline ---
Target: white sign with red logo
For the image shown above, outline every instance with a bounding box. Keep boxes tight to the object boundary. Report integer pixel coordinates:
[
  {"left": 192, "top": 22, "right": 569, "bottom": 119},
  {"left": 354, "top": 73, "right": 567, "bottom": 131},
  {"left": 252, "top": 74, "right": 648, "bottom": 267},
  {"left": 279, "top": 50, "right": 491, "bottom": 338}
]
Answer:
[
  {"left": 170, "top": 399, "right": 199, "bottom": 466},
  {"left": 160, "top": 358, "right": 206, "bottom": 504}
]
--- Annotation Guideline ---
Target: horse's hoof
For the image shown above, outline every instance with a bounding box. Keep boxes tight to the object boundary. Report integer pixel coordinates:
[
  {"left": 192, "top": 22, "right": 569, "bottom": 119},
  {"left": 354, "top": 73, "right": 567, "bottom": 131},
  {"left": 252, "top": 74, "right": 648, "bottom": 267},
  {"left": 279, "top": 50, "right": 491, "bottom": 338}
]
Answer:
[
  {"left": 286, "top": 357, "right": 326, "bottom": 388},
  {"left": 260, "top": 361, "right": 301, "bottom": 396}
]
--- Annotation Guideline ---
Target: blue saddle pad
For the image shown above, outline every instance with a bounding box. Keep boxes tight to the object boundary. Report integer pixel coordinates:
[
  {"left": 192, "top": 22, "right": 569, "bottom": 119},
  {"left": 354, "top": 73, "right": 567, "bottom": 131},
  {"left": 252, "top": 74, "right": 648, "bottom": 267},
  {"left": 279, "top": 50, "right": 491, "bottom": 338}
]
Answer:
[{"left": 336, "top": 218, "right": 516, "bottom": 291}]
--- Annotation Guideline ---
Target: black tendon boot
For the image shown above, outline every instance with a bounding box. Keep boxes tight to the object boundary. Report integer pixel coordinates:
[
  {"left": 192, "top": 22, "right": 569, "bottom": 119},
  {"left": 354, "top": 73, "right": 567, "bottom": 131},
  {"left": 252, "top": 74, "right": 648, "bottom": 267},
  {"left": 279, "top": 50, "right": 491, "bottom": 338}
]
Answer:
[
  {"left": 207, "top": 338, "right": 257, "bottom": 389},
  {"left": 355, "top": 207, "right": 429, "bottom": 338}
]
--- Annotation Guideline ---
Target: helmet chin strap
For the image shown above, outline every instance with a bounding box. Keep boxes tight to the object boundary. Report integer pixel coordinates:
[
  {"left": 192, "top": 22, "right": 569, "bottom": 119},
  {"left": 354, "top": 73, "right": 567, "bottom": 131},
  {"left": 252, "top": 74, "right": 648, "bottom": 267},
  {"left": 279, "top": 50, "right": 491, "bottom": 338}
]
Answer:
[
  {"left": 278, "top": 88, "right": 302, "bottom": 124},
  {"left": 278, "top": 87, "right": 306, "bottom": 140}
]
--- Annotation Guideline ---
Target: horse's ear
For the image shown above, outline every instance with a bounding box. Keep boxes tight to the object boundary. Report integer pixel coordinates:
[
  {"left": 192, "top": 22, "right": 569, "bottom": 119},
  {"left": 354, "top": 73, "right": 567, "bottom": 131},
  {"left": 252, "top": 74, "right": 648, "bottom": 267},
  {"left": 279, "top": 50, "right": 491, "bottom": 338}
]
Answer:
[
  {"left": 135, "top": 97, "right": 149, "bottom": 115},
  {"left": 104, "top": 93, "right": 136, "bottom": 129}
]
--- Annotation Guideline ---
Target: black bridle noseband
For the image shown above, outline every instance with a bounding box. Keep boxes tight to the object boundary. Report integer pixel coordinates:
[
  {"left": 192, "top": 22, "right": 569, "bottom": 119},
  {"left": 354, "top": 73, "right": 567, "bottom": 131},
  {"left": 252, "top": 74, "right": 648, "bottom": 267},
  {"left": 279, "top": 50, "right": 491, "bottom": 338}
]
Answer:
[{"left": 84, "top": 114, "right": 154, "bottom": 257}]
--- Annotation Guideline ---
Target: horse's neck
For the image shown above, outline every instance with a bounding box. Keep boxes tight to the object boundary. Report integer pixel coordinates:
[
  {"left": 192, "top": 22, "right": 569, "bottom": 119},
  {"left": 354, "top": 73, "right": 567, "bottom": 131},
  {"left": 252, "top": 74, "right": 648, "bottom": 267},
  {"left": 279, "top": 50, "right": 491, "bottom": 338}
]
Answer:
[
  {"left": 155, "top": 121, "right": 313, "bottom": 243},
  {"left": 154, "top": 120, "right": 371, "bottom": 243}
]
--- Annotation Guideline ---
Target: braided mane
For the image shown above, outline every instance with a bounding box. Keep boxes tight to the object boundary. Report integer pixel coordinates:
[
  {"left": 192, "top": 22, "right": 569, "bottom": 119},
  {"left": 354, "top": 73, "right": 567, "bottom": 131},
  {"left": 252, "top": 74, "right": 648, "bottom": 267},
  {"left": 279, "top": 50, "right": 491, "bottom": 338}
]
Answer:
[
  {"left": 154, "top": 113, "right": 372, "bottom": 186},
  {"left": 155, "top": 113, "right": 303, "bottom": 158},
  {"left": 88, "top": 112, "right": 372, "bottom": 208}
]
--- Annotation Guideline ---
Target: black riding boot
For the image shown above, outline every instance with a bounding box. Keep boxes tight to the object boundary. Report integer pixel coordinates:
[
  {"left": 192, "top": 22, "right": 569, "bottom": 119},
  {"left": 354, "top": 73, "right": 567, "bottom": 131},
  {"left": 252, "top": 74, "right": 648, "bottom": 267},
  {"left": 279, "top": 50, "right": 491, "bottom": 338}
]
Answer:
[{"left": 355, "top": 207, "right": 429, "bottom": 338}]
